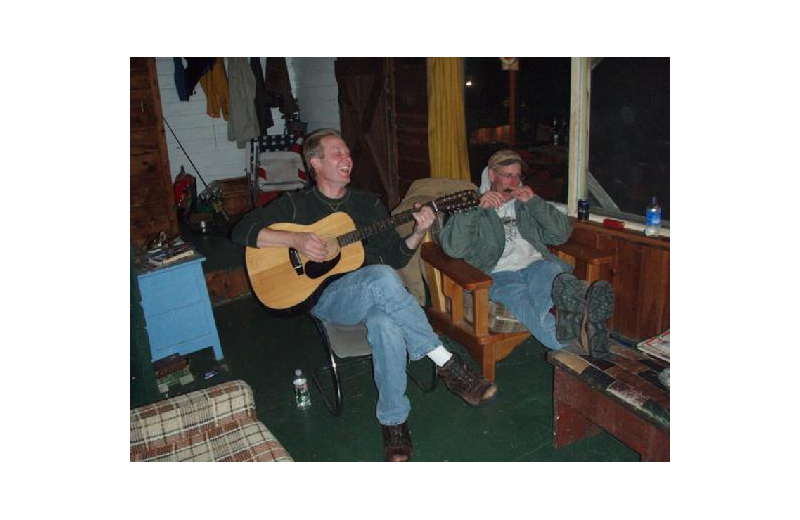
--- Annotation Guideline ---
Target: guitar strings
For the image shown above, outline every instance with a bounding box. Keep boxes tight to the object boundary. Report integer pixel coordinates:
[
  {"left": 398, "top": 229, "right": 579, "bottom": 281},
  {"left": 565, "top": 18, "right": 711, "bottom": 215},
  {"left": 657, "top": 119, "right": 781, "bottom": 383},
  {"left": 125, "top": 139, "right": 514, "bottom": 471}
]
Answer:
[{"left": 336, "top": 192, "right": 478, "bottom": 246}]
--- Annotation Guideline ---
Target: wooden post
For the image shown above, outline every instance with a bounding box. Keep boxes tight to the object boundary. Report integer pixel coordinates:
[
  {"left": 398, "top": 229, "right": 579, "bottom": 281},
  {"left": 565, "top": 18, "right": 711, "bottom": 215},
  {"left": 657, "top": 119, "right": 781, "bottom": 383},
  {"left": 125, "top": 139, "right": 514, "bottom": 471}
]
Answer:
[{"left": 568, "top": 57, "right": 592, "bottom": 217}]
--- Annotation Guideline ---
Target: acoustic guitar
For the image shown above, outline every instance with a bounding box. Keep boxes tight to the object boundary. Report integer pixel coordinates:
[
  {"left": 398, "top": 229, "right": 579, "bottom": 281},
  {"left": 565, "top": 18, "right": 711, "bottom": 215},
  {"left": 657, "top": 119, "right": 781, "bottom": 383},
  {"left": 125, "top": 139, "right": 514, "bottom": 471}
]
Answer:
[{"left": 246, "top": 190, "right": 478, "bottom": 311}]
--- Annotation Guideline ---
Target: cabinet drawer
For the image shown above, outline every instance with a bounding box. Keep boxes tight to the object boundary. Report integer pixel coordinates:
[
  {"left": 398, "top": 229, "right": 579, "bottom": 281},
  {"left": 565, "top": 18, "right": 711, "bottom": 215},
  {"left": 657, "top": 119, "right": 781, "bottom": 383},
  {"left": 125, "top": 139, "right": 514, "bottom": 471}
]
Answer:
[
  {"left": 139, "top": 262, "right": 204, "bottom": 316},
  {"left": 145, "top": 302, "right": 213, "bottom": 351}
]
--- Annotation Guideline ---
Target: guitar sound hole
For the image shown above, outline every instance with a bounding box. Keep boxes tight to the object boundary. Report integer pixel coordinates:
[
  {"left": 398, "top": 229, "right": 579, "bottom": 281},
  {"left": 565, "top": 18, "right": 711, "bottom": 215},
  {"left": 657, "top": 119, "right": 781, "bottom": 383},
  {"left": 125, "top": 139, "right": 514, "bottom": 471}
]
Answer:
[{"left": 304, "top": 252, "right": 342, "bottom": 279}]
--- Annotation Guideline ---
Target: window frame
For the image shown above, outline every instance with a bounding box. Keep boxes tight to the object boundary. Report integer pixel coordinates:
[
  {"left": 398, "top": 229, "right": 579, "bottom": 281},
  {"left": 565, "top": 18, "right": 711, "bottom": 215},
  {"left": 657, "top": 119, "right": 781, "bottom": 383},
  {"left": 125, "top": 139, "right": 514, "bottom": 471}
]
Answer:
[{"left": 566, "top": 57, "right": 669, "bottom": 237}]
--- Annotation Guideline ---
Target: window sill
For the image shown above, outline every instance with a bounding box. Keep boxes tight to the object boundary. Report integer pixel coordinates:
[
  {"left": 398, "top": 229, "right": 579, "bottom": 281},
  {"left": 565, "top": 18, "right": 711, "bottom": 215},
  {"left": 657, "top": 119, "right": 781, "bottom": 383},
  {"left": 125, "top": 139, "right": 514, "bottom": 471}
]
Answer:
[{"left": 552, "top": 202, "right": 670, "bottom": 239}]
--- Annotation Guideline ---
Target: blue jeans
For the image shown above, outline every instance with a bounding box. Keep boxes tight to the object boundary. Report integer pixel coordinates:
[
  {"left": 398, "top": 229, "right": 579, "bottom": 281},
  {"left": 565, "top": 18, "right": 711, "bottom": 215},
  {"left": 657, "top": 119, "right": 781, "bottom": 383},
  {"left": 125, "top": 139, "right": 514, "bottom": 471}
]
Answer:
[
  {"left": 311, "top": 265, "right": 441, "bottom": 426},
  {"left": 488, "top": 259, "right": 568, "bottom": 351}
]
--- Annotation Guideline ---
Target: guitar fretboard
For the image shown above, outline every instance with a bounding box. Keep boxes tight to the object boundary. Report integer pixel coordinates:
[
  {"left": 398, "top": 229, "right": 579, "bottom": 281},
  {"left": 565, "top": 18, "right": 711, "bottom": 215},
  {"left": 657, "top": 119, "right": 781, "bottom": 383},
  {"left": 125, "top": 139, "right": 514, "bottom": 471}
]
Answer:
[{"left": 337, "top": 205, "right": 430, "bottom": 247}]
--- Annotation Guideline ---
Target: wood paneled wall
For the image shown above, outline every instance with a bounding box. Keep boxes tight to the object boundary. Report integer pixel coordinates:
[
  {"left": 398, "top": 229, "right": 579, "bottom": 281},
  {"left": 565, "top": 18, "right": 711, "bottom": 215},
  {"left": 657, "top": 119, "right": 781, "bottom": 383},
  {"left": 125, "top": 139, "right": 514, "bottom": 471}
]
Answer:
[
  {"left": 567, "top": 220, "right": 669, "bottom": 342},
  {"left": 391, "top": 58, "right": 430, "bottom": 198},
  {"left": 131, "top": 58, "right": 178, "bottom": 247},
  {"left": 336, "top": 58, "right": 398, "bottom": 207},
  {"left": 335, "top": 57, "right": 429, "bottom": 206}
]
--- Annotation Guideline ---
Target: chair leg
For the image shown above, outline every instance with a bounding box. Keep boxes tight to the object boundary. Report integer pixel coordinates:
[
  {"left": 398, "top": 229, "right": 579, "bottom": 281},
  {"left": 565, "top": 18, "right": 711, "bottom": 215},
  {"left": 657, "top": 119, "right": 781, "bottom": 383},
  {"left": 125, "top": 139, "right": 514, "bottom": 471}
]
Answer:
[
  {"left": 312, "top": 356, "right": 372, "bottom": 416},
  {"left": 311, "top": 363, "right": 343, "bottom": 416},
  {"left": 310, "top": 316, "right": 344, "bottom": 416},
  {"left": 310, "top": 315, "right": 374, "bottom": 417},
  {"left": 310, "top": 315, "right": 345, "bottom": 416}
]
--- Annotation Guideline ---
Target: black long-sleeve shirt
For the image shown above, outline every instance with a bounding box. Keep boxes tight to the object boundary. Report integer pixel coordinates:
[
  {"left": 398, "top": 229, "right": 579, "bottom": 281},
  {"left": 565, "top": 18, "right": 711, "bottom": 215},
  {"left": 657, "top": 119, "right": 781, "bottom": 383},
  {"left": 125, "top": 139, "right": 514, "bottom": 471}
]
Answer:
[{"left": 231, "top": 186, "right": 416, "bottom": 269}]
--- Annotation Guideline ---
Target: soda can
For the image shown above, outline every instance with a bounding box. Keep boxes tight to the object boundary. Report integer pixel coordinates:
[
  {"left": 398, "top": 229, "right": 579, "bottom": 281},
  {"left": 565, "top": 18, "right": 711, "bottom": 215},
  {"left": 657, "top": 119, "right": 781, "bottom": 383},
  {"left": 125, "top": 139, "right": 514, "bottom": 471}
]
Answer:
[{"left": 578, "top": 199, "right": 589, "bottom": 221}]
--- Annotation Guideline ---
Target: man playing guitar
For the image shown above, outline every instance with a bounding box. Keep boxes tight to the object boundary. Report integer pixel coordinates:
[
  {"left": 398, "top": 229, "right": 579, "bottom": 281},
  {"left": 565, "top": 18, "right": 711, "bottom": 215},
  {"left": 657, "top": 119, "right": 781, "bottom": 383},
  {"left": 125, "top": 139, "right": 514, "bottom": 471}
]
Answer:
[{"left": 232, "top": 128, "right": 497, "bottom": 462}]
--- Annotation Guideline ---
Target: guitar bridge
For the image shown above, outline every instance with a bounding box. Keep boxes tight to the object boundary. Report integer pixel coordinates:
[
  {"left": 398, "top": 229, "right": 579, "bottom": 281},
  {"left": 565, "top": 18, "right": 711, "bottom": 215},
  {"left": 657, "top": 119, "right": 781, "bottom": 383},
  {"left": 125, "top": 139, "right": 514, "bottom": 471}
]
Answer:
[{"left": 288, "top": 248, "right": 304, "bottom": 275}]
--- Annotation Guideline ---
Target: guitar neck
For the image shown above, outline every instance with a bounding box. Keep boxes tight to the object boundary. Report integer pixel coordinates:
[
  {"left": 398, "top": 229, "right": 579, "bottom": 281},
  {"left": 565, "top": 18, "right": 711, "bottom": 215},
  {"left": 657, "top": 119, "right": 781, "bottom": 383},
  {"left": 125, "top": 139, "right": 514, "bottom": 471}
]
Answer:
[{"left": 337, "top": 203, "right": 433, "bottom": 247}]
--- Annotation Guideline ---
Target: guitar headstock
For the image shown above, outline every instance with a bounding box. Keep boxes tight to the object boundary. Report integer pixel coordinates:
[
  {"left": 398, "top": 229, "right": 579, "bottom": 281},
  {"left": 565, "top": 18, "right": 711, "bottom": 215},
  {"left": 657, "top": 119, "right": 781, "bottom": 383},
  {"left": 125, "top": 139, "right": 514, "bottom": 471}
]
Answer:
[{"left": 432, "top": 190, "right": 479, "bottom": 214}]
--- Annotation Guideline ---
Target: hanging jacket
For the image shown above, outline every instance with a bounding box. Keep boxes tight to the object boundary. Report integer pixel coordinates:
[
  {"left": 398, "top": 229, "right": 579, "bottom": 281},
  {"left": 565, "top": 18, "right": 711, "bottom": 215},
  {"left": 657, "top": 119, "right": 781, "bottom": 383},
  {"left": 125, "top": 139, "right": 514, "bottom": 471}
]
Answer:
[
  {"left": 250, "top": 58, "right": 274, "bottom": 136},
  {"left": 265, "top": 57, "right": 299, "bottom": 115},
  {"left": 173, "top": 58, "right": 214, "bottom": 101},
  {"left": 199, "top": 58, "right": 230, "bottom": 120},
  {"left": 226, "top": 58, "right": 260, "bottom": 149}
]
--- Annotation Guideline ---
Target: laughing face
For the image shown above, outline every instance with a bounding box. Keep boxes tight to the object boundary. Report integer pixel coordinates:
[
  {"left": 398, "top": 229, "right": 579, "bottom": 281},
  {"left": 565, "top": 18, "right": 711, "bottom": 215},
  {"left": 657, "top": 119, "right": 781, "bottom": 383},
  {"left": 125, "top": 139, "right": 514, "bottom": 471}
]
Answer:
[{"left": 312, "top": 135, "right": 353, "bottom": 188}]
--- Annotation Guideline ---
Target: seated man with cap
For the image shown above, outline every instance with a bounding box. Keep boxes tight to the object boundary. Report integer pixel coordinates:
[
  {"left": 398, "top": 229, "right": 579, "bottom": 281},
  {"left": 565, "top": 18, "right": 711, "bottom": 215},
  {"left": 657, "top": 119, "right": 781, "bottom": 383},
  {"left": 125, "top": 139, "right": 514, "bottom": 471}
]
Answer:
[{"left": 438, "top": 149, "right": 615, "bottom": 356}]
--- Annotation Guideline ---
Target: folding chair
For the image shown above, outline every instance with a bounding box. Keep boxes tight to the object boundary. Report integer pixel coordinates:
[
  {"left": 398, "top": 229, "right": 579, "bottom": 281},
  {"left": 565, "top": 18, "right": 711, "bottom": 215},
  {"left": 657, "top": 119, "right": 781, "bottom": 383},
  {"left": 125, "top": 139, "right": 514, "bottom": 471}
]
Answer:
[{"left": 309, "top": 316, "right": 438, "bottom": 416}]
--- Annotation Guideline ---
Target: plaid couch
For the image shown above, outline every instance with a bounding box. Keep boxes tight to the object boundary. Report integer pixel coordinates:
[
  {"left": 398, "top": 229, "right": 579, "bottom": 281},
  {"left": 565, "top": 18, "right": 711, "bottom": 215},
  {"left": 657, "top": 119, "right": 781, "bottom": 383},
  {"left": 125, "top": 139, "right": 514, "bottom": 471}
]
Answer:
[{"left": 130, "top": 379, "right": 292, "bottom": 462}]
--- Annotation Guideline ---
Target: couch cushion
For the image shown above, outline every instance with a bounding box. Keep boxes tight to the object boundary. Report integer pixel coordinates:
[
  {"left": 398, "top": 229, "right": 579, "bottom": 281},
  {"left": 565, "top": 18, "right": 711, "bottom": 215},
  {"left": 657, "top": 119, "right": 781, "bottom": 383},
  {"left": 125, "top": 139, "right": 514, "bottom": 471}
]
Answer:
[
  {"left": 130, "top": 379, "right": 292, "bottom": 462},
  {"left": 462, "top": 291, "right": 528, "bottom": 334},
  {"left": 131, "top": 417, "right": 292, "bottom": 461}
]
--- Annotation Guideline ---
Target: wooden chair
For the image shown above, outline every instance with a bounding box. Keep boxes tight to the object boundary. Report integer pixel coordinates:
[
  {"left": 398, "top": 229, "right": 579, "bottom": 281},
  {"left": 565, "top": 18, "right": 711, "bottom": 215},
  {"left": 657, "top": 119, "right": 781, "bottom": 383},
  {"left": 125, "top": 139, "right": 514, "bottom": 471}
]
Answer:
[{"left": 420, "top": 239, "right": 614, "bottom": 382}]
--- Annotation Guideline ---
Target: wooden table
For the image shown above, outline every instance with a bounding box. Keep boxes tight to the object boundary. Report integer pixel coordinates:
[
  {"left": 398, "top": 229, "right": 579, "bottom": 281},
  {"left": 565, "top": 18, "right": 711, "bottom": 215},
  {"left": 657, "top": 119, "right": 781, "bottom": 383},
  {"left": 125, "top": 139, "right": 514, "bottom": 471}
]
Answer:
[{"left": 547, "top": 342, "right": 669, "bottom": 461}]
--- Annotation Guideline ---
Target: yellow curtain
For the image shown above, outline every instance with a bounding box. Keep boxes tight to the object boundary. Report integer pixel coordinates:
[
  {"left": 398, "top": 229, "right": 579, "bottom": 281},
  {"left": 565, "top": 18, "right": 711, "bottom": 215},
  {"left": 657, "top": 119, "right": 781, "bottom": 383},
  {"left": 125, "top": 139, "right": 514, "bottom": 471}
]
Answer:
[{"left": 426, "top": 57, "right": 471, "bottom": 181}]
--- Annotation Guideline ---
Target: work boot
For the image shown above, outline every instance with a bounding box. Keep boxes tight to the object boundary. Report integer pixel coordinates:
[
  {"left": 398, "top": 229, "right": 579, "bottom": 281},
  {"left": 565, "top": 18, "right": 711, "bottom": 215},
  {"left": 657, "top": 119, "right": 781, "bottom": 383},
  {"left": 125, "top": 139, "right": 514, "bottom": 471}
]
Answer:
[
  {"left": 437, "top": 353, "right": 498, "bottom": 407},
  {"left": 552, "top": 273, "right": 588, "bottom": 344},
  {"left": 381, "top": 421, "right": 412, "bottom": 462},
  {"left": 581, "top": 280, "right": 615, "bottom": 359}
]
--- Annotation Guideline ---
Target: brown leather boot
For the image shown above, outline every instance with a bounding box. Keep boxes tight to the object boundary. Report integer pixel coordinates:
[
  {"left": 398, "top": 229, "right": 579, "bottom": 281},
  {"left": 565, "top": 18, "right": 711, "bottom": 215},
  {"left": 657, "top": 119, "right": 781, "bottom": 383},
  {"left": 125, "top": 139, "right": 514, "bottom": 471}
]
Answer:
[
  {"left": 381, "top": 421, "right": 412, "bottom": 462},
  {"left": 437, "top": 353, "right": 498, "bottom": 407}
]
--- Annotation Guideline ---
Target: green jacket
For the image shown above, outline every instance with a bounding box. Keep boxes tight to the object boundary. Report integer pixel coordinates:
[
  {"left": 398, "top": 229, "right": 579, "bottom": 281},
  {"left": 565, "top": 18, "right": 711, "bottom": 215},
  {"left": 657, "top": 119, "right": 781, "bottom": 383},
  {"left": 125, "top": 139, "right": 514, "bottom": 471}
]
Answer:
[
  {"left": 439, "top": 195, "right": 573, "bottom": 274},
  {"left": 231, "top": 186, "right": 416, "bottom": 269}
]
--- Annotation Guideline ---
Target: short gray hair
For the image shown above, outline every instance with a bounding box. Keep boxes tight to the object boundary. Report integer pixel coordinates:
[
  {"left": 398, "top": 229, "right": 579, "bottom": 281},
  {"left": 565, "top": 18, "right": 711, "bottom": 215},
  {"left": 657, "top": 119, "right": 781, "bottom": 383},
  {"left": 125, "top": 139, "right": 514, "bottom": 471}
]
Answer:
[{"left": 303, "top": 128, "right": 343, "bottom": 179}]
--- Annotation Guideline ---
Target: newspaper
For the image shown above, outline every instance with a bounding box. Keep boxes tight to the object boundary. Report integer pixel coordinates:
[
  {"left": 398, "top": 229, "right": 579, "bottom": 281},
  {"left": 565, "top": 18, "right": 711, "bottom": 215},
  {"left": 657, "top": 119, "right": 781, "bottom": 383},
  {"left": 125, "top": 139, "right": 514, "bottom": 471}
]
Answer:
[{"left": 637, "top": 329, "right": 670, "bottom": 363}]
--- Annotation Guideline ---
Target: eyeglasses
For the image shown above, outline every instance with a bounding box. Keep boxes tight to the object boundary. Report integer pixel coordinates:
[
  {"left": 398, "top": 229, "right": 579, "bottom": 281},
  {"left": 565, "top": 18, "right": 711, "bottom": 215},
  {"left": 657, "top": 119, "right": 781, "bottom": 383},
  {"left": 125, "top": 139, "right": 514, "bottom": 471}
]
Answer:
[{"left": 494, "top": 171, "right": 527, "bottom": 183}]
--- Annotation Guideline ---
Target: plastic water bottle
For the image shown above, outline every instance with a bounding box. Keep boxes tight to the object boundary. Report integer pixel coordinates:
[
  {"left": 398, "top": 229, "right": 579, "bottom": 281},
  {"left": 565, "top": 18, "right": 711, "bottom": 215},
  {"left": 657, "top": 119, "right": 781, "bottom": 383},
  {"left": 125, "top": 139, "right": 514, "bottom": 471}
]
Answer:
[
  {"left": 645, "top": 197, "right": 661, "bottom": 237},
  {"left": 293, "top": 369, "right": 311, "bottom": 409}
]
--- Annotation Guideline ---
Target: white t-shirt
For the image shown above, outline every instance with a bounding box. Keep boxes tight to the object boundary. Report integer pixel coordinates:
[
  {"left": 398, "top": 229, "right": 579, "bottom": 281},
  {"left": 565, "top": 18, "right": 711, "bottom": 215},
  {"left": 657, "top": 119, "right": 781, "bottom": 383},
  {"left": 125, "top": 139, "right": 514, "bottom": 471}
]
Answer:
[{"left": 491, "top": 201, "right": 542, "bottom": 273}]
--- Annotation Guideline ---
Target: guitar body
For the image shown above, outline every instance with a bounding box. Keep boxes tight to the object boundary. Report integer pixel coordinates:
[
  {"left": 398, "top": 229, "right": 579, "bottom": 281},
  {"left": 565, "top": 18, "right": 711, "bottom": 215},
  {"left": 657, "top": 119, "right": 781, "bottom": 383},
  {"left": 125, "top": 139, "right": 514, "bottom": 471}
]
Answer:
[{"left": 245, "top": 212, "right": 365, "bottom": 311}]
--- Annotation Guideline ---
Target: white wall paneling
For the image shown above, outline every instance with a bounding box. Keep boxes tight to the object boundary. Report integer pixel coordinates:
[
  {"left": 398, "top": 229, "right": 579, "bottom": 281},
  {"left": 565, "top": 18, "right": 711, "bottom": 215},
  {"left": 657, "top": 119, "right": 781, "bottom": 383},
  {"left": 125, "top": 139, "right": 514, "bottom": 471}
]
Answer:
[
  {"left": 290, "top": 58, "right": 340, "bottom": 133},
  {"left": 155, "top": 57, "right": 341, "bottom": 185}
]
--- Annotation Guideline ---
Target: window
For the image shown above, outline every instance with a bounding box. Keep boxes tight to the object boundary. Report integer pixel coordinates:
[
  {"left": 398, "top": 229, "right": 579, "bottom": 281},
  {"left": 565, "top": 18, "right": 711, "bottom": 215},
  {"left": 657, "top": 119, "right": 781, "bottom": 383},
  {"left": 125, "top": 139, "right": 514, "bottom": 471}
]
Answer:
[
  {"left": 588, "top": 58, "right": 670, "bottom": 223},
  {"left": 463, "top": 57, "right": 669, "bottom": 231},
  {"left": 465, "top": 58, "right": 571, "bottom": 203}
]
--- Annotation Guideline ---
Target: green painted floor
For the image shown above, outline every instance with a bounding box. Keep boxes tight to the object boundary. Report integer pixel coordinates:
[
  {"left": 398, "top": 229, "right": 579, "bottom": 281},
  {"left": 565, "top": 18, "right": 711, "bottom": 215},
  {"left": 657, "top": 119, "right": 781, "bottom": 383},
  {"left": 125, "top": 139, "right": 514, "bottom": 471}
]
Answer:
[{"left": 210, "top": 294, "right": 639, "bottom": 462}]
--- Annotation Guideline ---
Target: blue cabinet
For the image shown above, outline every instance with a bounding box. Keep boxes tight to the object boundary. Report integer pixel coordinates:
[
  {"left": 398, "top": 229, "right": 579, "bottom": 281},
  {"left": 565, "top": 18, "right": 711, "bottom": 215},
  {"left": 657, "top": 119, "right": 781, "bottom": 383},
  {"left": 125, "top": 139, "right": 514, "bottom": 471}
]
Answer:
[{"left": 136, "top": 255, "right": 223, "bottom": 362}]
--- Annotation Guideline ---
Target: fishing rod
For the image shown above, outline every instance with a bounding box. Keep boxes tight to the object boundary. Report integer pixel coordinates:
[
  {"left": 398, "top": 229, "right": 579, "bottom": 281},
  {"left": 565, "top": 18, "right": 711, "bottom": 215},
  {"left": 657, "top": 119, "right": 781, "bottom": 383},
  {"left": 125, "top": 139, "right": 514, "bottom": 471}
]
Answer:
[
  {"left": 162, "top": 116, "right": 210, "bottom": 190},
  {"left": 162, "top": 116, "right": 229, "bottom": 221}
]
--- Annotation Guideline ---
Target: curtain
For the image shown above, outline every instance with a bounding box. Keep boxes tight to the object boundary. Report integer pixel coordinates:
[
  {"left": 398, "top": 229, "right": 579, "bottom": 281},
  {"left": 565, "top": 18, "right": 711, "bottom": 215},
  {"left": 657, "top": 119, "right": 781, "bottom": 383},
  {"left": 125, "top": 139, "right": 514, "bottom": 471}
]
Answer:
[{"left": 426, "top": 58, "right": 471, "bottom": 181}]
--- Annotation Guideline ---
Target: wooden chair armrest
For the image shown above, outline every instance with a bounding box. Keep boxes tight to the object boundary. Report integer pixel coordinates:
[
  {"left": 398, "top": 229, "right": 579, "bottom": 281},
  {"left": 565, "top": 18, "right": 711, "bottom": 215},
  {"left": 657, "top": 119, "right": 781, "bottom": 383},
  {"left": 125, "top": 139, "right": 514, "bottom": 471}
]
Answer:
[
  {"left": 549, "top": 241, "right": 613, "bottom": 266},
  {"left": 420, "top": 242, "right": 492, "bottom": 290}
]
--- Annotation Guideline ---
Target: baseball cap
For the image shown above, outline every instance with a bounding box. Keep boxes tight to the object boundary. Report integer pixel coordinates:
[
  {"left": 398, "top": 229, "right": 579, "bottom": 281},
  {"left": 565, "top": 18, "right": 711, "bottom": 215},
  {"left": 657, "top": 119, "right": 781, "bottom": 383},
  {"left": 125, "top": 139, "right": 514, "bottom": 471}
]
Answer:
[{"left": 488, "top": 149, "right": 524, "bottom": 170}]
